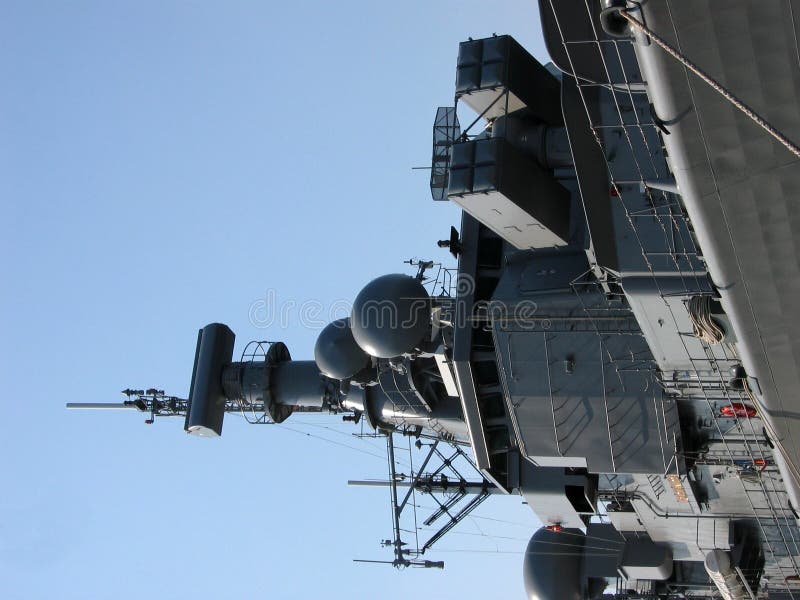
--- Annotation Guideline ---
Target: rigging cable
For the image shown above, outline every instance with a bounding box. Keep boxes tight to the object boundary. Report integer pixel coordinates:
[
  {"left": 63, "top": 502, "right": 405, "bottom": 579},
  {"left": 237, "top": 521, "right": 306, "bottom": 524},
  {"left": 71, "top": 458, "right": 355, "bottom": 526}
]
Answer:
[{"left": 275, "top": 422, "right": 390, "bottom": 462}]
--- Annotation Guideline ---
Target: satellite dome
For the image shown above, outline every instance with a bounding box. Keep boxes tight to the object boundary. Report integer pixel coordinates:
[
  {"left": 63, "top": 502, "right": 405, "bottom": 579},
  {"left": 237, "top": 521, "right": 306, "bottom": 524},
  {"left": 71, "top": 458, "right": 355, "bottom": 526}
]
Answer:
[
  {"left": 350, "top": 274, "right": 431, "bottom": 358},
  {"left": 523, "top": 527, "right": 585, "bottom": 600},
  {"left": 314, "top": 318, "right": 372, "bottom": 380}
]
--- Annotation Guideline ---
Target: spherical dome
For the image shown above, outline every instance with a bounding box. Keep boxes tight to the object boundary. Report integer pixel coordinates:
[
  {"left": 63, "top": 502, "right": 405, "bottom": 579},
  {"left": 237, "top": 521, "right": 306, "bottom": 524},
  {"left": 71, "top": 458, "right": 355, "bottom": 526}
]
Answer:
[
  {"left": 314, "top": 318, "right": 371, "bottom": 380},
  {"left": 350, "top": 274, "right": 431, "bottom": 358},
  {"left": 523, "top": 527, "right": 585, "bottom": 600}
]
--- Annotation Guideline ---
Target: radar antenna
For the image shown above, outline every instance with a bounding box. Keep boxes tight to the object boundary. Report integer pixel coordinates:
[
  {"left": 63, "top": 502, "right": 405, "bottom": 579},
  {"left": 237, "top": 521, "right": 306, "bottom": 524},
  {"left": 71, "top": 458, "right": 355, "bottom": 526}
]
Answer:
[
  {"left": 350, "top": 436, "right": 497, "bottom": 569},
  {"left": 67, "top": 389, "right": 188, "bottom": 425},
  {"left": 429, "top": 106, "right": 460, "bottom": 201}
]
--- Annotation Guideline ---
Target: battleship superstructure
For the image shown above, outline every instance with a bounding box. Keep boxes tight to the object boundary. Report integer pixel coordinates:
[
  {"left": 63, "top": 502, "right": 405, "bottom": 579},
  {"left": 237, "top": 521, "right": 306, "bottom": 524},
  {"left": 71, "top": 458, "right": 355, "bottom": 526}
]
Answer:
[{"left": 70, "top": 1, "right": 800, "bottom": 598}]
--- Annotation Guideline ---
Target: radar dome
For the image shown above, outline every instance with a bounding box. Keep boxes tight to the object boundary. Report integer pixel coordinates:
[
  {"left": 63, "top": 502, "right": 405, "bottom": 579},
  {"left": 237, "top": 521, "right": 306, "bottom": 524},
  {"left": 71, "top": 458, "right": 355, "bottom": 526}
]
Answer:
[
  {"left": 314, "top": 318, "right": 372, "bottom": 380},
  {"left": 350, "top": 274, "right": 431, "bottom": 358},
  {"left": 523, "top": 527, "right": 585, "bottom": 600}
]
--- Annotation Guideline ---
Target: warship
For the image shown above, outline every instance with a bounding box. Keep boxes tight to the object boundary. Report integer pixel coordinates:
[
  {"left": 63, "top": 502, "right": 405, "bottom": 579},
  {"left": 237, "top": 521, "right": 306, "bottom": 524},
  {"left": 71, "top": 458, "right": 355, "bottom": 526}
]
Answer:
[{"left": 69, "top": 1, "right": 800, "bottom": 598}]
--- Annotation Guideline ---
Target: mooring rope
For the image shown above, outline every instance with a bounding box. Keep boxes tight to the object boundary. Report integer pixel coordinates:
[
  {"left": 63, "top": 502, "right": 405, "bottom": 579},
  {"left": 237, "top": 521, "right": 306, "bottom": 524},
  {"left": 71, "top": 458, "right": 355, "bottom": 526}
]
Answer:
[{"left": 687, "top": 295, "right": 725, "bottom": 345}]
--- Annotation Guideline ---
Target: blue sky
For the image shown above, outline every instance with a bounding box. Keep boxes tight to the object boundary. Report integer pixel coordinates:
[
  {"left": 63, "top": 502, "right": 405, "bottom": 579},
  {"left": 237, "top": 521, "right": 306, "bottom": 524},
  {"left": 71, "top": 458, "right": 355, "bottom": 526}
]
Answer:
[{"left": 1, "top": 2, "right": 549, "bottom": 598}]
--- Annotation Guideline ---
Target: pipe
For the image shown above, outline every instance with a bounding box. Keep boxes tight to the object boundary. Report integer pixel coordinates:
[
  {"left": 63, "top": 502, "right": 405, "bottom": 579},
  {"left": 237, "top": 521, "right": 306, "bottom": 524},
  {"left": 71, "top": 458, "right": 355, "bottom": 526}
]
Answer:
[{"left": 66, "top": 403, "right": 134, "bottom": 410}]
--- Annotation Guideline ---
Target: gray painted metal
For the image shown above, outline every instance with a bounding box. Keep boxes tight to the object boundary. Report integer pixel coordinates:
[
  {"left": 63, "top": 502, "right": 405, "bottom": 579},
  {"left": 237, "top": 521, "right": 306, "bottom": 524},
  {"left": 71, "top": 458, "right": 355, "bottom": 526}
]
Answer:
[
  {"left": 491, "top": 251, "right": 680, "bottom": 473},
  {"left": 560, "top": 74, "right": 618, "bottom": 271},
  {"left": 270, "top": 361, "right": 326, "bottom": 408},
  {"left": 622, "top": 276, "right": 725, "bottom": 372},
  {"left": 350, "top": 274, "right": 431, "bottom": 358},
  {"left": 314, "top": 318, "right": 371, "bottom": 380},
  {"left": 184, "top": 323, "right": 235, "bottom": 437},
  {"left": 539, "top": 0, "right": 629, "bottom": 85},
  {"left": 523, "top": 527, "right": 585, "bottom": 600},
  {"left": 632, "top": 0, "right": 800, "bottom": 510},
  {"left": 519, "top": 461, "right": 595, "bottom": 530},
  {"left": 359, "top": 367, "right": 469, "bottom": 442},
  {"left": 583, "top": 523, "right": 626, "bottom": 579},
  {"left": 451, "top": 213, "right": 493, "bottom": 473},
  {"left": 447, "top": 137, "right": 571, "bottom": 249},
  {"left": 492, "top": 117, "right": 573, "bottom": 169},
  {"left": 620, "top": 539, "right": 673, "bottom": 580},
  {"left": 456, "top": 35, "right": 562, "bottom": 125},
  {"left": 496, "top": 325, "right": 678, "bottom": 473}
]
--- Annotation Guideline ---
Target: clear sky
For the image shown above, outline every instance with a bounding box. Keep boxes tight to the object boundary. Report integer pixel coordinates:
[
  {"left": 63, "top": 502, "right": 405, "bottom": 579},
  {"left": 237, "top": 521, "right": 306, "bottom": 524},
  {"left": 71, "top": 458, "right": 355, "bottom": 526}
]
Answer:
[{"left": 1, "top": 2, "right": 550, "bottom": 598}]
